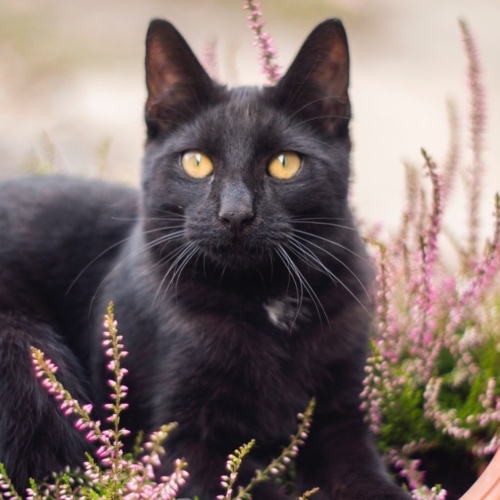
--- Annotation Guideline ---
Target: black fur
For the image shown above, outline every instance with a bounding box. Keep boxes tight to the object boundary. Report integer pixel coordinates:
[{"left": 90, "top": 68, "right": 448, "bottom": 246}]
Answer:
[{"left": 0, "top": 19, "right": 408, "bottom": 499}]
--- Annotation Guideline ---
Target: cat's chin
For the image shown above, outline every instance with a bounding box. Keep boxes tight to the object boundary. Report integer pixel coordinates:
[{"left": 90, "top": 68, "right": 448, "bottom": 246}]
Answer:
[{"left": 205, "top": 246, "right": 271, "bottom": 272}]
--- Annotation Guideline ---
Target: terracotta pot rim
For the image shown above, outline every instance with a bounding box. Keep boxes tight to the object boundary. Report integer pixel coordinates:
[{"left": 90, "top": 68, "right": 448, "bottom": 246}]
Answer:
[{"left": 459, "top": 448, "right": 500, "bottom": 499}]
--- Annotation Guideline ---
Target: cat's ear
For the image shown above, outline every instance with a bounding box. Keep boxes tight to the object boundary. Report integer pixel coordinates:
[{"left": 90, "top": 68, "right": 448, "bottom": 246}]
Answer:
[
  {"left": 273, "top": 19, "right": 350, "bottom": 136},
  {"left": 144, "top": 19, "right": 215, "bottom": 139}
]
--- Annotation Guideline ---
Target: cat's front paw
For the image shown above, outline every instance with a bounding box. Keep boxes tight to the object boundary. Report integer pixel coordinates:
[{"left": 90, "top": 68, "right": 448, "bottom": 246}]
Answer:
[{"left": 332, "top": 471, "right": 411, "bottom": 500}]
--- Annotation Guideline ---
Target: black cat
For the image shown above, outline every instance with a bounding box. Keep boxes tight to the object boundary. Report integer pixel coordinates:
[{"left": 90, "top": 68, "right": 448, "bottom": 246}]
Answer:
[{"left": 0, "top": 18, "right": 409, "bottom": 499}]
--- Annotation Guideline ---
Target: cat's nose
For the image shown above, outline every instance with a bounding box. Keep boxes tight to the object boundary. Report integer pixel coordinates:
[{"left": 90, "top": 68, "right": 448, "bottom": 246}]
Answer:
[
  {"left": 219, "top": 207, "right": 255, "bottom": 233},
  {"left": 218, "top": 182, "right": 255, "bottom": 233}
]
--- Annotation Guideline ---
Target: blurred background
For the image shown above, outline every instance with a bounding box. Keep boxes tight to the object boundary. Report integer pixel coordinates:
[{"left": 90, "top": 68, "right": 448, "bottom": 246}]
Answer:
[{"left": 0, "top": 0, "right": 498, "bottom": 235}]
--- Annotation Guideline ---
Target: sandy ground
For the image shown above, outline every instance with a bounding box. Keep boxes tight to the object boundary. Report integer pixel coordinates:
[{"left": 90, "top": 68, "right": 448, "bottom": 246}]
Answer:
[{"left": 0, "top": 0, "right": 498, "bottom": 238}]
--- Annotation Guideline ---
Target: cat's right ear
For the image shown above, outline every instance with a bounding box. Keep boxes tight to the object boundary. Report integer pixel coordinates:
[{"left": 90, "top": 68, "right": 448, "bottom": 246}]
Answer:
[
  {"left": 145, "top": 19, "right": 215, "bottom": 139},
  {"left": 272, "top": 19, "right": 351, "bottom": 137}
]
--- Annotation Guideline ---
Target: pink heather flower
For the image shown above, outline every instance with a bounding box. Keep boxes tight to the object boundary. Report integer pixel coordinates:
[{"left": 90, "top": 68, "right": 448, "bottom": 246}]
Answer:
[
  {"left": 243, "top": 0, "right": 281, "bottom": 84},
  {"left": 460, "top": 19, "right": 487, "bottom": 260},
  {"left": 442, "top": 99, "right": 461, "bottom": 200},
  {"left": 82, "top": 404, "right": 93, "bottom": 414},
  {"left": 201, "top": 39, "right": 218, "bottom": 79}
]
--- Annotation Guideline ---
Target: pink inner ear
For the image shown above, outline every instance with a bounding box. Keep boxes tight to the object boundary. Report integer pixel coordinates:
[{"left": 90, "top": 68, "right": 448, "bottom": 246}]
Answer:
[
  {"left": 307, "top": 32, "right": 349, "bottom": 102},
  {"left": 321, "top": 44, "right": 349, "bottom": 98},
  {"left": 146, "top": 37, "right": 183, "bottom": 104}
]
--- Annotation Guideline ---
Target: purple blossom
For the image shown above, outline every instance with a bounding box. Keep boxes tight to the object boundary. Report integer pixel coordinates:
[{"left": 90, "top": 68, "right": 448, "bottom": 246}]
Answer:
[
  {"left": 243, "top": 0, "right": 281, "bottom": 84},
  {"left": 460, "top": 19, "right": 487, "bottom": 260}
]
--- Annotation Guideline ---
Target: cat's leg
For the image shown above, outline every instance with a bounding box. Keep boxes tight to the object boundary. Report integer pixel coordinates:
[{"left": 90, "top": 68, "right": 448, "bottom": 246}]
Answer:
[
  {"left": 297, "top": 416, "right": 409, "bottom": 499},
  {"left": 159, "top": 437, "right": 292, "bottom": 500},
  {"left": 0, "top": 313, "right": 91, "bottom": 494},
  {"left": 295, "top": 361, "right": 410, "bottom": 500}
]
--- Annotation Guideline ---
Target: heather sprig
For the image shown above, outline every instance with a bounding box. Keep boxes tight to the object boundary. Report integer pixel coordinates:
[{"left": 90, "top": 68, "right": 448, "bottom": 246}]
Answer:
[
  {"left": 243, "top": 0, "right": 281, "bottom": 84},
  {"left": 217, "top": 399, "right": 316, "bottom": 500},
  {"left": 442, "top": 99, "right": 460, "bottom": 201},
  {"left": 31, "top": 346, "right": 102, "bottom": 446},
  {"left": 217, "top": 440, "right": 256, "bottom": 500},
  {"left": 237, "top": 398, "right": 315, "bottom": 498},
  {"left": 29, "top": 302, "right": 133, "bottom": 496},
  {"left": 460, "top": 19, "right": 487, "bottom": 261},
  {"left": 201, "top": 39, "right": 218, "bottom": 79},
  {"left": 0, "top": 463, "right": 23, "bottom": 500},
  {"left": 101, "top": 302, "right": 130, "bottom": 492},
  {"left": 386, "top": 450, "right": 446, "bottom": 499}
]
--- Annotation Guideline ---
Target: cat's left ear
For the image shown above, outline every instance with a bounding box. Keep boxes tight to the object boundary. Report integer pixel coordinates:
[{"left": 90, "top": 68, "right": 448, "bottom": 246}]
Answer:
[
  {"left": 144, "top": 19, "right": 216, "bottom": 139},
  {"left": 272, "top": 19, "right": 350, "bottom": 136}
]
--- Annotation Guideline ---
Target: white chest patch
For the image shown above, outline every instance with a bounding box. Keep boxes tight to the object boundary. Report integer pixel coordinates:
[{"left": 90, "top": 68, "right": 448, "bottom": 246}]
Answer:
[{"left": 263, "top": 296, "right": 310, "bottom": 332}]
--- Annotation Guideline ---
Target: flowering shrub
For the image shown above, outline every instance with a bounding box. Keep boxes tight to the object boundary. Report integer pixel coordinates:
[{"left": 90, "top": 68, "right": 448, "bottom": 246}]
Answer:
[{"left": 361, "top": 19, "right": 500, "bottom": 500}]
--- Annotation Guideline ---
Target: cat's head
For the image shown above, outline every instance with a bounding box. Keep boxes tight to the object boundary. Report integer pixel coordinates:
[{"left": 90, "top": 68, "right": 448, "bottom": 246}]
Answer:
[{"left": 141, "top": 19, "right": 354, "bottom": 273}]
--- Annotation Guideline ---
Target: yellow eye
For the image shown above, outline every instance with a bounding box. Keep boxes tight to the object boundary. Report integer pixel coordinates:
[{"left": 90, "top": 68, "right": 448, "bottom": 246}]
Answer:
[
  {"left": 181, "top": 151, "right": 214, "bottom": 178},
  {"left": 268, "top": 152, "right": 301, "bottom": 180}
]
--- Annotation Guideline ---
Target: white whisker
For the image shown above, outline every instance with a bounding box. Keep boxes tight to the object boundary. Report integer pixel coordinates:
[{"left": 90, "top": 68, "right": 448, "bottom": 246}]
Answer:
[
  {"left": 291, "top": 217, "right": 357, "bottom": 232},
  {"left": 293, "top": 229, "right": 369, "bottom": 263},
  {"left": 276, "top": 246, "right": 330, "bottom": 328},
  {"left": 88, "top": 229, "right": 186, "bottom": 315},
  {"left": 286, "top": 238, "right": 370, "bottom": 315},
  {"left": 153, "top": 242, "right": 198, "bottom": 305}
]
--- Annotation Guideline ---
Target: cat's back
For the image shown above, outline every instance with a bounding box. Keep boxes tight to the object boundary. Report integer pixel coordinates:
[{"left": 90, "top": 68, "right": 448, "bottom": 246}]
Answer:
[
  {"left": 0, "top": 175, "right": 139, "bottom": 319},
  {"left": 0, "top": 175, "right": 137, "bottom": 236}
]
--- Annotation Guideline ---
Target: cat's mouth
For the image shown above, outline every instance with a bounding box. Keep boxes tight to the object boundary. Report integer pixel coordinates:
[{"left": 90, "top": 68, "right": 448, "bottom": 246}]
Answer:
[
  {"left": 202, "top": 238, "right": 272, "bottom": 270},
  {"left": 187, "top": 220, "right": 284, "bottom": 270}
]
